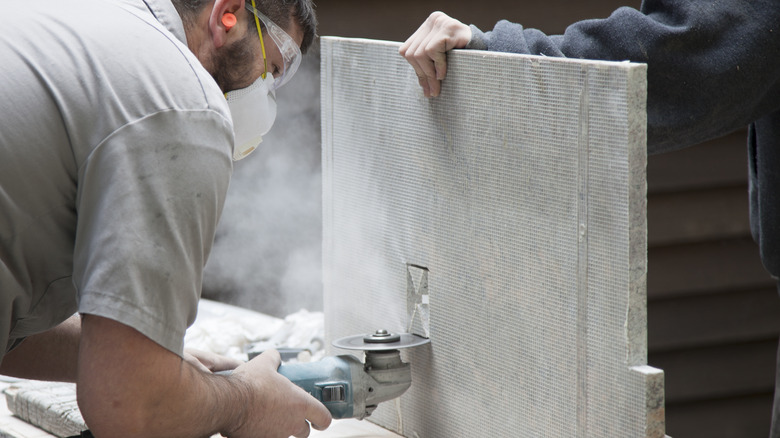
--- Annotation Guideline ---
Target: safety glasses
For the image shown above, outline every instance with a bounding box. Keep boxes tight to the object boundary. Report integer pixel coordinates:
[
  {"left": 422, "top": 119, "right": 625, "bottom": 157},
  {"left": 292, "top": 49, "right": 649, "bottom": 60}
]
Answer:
[{"left": 245, "top": 1, "right": 302, "bottom": 90}]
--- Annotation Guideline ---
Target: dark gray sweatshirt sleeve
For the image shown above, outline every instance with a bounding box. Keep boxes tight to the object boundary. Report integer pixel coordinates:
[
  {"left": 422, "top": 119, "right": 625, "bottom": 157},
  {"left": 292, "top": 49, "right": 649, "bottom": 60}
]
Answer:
[{"left": 466, "top": 1, "right": 780, "bottom": 154}]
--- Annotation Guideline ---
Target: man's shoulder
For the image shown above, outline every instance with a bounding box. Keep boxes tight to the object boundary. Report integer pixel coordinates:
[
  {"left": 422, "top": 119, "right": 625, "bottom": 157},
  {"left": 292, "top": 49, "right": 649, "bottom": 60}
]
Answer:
[
  {"left": 21, "top": 0, "right": 228, "bottom": 146},
  {"left": 27, "top": 0, "right": 225, "bottom": 117},
  {"left": 100, "top": 0, "right": 226, "bottom": 114}
]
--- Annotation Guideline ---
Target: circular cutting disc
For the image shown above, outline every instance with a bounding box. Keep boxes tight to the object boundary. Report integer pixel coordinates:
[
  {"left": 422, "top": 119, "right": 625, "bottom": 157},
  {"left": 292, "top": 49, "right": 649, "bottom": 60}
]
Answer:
[{"left": 332, "top": 332, "right": 431, "bottom": 351}]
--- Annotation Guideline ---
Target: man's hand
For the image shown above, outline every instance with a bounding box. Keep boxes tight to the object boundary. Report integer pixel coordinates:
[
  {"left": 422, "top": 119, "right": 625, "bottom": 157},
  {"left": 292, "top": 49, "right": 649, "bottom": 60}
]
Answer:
[
  {"left": 399, "top": 11, "right": 472, "bottom": 98},
  {"left": 226, "top": 350, "right": 332, "bottom": 438},
  {"left": 183, "top": 348, "right": 243, "bottom": 373}
]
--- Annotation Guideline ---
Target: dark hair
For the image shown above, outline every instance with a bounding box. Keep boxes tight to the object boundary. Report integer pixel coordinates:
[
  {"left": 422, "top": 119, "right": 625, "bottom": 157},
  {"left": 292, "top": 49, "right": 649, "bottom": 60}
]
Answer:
[
  {"left": 172, "top": 0, "right": 317, "bottom": 54},
  {"left": 253, "top": 0, "right": 317, "bottom": 54}
]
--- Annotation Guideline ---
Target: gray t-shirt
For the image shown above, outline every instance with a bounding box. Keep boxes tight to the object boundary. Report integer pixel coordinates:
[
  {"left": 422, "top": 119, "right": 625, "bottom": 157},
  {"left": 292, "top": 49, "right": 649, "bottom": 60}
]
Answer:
[{"left": 0, "top": 0, "right": 234, "bottom": 357}]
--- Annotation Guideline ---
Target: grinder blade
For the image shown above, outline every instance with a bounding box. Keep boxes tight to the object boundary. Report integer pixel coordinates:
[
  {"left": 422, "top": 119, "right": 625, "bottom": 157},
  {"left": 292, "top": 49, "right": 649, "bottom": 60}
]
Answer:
[{"left": 332, "top": 330, "right": 430, "bottom": 351}]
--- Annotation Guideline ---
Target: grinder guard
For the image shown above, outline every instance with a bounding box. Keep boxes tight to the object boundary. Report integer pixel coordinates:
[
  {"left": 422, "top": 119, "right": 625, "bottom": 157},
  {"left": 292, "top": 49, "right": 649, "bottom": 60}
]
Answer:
[{"left": 277, "top": 331, "right": 428, "bottom": 419}]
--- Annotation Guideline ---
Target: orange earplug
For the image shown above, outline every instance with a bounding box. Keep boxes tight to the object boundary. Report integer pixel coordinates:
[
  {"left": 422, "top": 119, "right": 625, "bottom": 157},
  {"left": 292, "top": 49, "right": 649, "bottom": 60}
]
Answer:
[{"left": 222, "top": 13, "right": 237, "bottom": 30}]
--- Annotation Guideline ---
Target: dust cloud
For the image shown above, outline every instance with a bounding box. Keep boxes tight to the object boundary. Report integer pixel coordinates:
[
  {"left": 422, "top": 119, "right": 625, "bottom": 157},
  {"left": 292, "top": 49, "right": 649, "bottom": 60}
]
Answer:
[{"left": 202, "top": 50, "right": 323, "bottom": 318}]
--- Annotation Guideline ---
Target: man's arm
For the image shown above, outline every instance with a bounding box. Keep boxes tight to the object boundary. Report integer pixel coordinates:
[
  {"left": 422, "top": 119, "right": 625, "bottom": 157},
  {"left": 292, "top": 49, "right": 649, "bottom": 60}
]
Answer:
[
  {"left": 0, "top": 314, "right": 81, "bottom": 382},
  {"left": 77, "top": 315, "right": 331, "bottom": 438},
  {"left": 400, "top": 2, "right": 780, "bottom": 153}
]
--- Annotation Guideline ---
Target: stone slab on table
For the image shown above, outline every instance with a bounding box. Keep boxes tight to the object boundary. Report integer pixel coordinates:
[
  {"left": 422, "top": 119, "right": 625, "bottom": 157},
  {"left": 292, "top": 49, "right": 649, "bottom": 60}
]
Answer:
[{"left": 321, "top": 37, "right": 667, "bottom": 438}]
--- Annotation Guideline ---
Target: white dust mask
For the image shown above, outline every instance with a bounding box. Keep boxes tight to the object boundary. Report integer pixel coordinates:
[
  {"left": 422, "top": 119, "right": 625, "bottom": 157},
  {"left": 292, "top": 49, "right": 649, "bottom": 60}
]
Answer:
[{"left": 225, "top": 74, "right": 277, "bottom": 161}]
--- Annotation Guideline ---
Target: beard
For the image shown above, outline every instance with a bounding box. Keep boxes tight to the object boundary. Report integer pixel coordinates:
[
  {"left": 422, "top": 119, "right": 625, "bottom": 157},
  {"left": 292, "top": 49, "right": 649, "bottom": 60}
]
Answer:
[{"left": 210, "top": 32, "right": 258, "bottom": 93}]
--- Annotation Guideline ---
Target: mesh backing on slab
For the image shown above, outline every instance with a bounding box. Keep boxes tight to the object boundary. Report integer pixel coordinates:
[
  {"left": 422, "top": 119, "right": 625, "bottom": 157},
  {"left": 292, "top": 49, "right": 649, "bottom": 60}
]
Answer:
[{"left": 321, "top": 37, "right": 664, "bottom": 438}]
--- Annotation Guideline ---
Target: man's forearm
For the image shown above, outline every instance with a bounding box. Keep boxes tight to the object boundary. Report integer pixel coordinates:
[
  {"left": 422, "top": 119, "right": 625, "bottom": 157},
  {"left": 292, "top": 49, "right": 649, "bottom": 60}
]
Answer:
[
  {"left": 77, "top": 314, "right": 331, "bottom": 438},
  {"left": 0, "top": 314, "right": 81, "bottom": 382},
  {"left": 77, "top": 315, "right": 242, "bottom": 437}
]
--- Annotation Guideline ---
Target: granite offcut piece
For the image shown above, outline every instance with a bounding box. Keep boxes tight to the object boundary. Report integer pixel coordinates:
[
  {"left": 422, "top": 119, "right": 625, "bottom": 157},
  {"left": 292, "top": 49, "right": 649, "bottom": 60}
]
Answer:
[{"left": 4, "top": 382, "right": 85, "bottom": 437}]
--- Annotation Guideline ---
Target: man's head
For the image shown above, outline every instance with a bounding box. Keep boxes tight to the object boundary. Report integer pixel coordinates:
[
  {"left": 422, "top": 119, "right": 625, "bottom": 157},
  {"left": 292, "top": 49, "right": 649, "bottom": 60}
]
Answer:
[{"left": 173, "top": 0, "right": 317, "bottom": 92}]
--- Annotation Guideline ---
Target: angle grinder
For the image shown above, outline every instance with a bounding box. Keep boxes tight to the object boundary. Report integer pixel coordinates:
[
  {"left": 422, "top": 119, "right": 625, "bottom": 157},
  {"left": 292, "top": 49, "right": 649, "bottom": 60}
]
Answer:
[{"left": 276, "top": 329, "right": 429, "bottom": 419}]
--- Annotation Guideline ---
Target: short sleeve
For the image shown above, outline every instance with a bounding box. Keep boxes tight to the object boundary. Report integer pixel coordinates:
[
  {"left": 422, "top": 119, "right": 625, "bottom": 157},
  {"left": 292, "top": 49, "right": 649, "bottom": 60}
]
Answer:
[{"left": 73, "top": 108, "right": 232, "bottom": 356}]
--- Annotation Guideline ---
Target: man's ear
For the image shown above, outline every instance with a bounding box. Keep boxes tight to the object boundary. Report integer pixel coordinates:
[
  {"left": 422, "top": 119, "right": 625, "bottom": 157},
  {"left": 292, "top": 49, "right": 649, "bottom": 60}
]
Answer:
[{"left": 208, "top": 0, "right": 245, "bottom": 48}]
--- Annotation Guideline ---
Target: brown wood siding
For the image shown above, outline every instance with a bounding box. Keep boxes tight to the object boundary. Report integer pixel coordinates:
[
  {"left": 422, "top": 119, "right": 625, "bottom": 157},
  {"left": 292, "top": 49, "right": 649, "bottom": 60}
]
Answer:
[
  {"left": 647, "top": 133, "right": 780, "bottom": 438},
  {"left": 316, "top": 2, "right": 780, "bottom": 436}
]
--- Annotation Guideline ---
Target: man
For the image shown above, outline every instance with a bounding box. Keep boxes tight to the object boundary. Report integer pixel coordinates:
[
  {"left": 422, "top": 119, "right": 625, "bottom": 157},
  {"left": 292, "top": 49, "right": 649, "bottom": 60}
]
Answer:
[
  {"left": 0, "top": 0, "right": 331, "bottom": 436},
  {"left": 400, "top": 2, "right": 780, "bottom": 436}
]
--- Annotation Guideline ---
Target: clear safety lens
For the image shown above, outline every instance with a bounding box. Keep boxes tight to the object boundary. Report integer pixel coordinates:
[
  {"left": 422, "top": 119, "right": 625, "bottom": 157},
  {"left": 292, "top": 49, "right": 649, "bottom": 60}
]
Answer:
[{"left": 245, "top": 4, "right": 302, "bottom": 90}]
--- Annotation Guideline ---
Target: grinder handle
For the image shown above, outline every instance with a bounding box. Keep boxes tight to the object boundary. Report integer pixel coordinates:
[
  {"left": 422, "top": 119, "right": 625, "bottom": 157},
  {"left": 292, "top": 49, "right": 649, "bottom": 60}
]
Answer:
[
  {"left": 215, "top": 355, "right": 364, "bottom": 419},
  {"left": 277, "top": 356, "right": 359, "bottom": 419}
]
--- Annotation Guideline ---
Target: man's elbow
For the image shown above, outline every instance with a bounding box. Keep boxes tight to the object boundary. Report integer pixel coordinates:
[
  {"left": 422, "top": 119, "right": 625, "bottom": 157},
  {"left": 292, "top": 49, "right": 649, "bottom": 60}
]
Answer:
[{"left": 77, "top": 381, "right": 165, "bottom": 438}]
